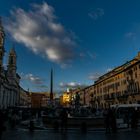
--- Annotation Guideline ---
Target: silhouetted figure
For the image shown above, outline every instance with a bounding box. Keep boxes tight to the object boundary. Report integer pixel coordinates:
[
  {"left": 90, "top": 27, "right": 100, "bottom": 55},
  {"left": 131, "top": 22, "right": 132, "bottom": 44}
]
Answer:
[
  {"left": 105, "top": 109, "right": 112, "bottom": 133},
  {"left": 111, "top": 110, "right": 117, "bottom": 133},
  {"left": 53, "top": 120, "right": 59, "bottom": 132},
  {"left": 10, "top": 111, "right": 18, "bottom": 129},
  {"left": 0, "top": 111, "right": 5, "bottom": 139},
  {"left": 124, "top": 112, "right": 130, "bottom": 128},
  {"left": 131, "top": 110, "right": 138, "bottom": 130},
  {"left": 75, "top": 93, "right": 80, "bottom": 110},
  {"left": 60, "top": 108, "right": 68, "bottom": 132},
  {"left": 29, "top": 120, "right": 34, "bottom": 132},
  {"left": 81, "top": 122, "right": 87, "bottom": 134}
]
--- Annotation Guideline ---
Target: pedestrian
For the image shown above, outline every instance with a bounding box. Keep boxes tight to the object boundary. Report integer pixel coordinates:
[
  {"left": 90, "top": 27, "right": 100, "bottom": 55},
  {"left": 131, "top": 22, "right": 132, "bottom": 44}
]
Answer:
[
  {"left": 29, "top": 120, "right": 34, "bottom": 132},
  {"left": 53, "top": 120, "right": 59, "bottom": 132},
  {"left": 10, "top": 112, "right": 18, "bottom": 129},
  {"left": 0, "top": 110, "right": 5, "bottom": 139},
  {"left": 111, "top": 109, "right": 117, "bottom": 133},
  {"left": 104, "top": 109, "right": 112, "bottom": 134},
  {"left": 124, "top": 112, "right": 130, "bottom": 128},
  {"left": 131, "top": 109, "right": 138, "bottom": 130},
  {"left": 80, "top": 122, "right": 87, "bottom": 134},
  {"left": 59, "top": 108, "right": 68, "bottom": 132}
]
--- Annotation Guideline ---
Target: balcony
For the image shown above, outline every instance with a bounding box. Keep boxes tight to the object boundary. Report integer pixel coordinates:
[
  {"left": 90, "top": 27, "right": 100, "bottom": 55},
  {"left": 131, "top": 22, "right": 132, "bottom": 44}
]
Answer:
[
  {"left": 117, "top": 94, "right": 128, "bottom": 100},
  {"left": 126, "top": 89, "right": 140, "bottom": 96},
  {"left": 104, "top": 95, "right": 115, "bottom": 101}
]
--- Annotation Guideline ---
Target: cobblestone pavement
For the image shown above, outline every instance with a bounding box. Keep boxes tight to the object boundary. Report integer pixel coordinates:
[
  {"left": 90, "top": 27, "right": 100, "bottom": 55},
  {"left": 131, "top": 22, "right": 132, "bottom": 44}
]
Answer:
[{"left": 1, "top": 129, "right": 140, "bottom": 140}]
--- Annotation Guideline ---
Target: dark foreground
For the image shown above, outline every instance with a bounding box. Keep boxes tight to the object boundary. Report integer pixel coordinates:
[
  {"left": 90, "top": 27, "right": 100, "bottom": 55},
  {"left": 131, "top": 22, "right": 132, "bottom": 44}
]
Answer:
[{"left": 1, "top": 128, "right": 140, "bottom": 140}]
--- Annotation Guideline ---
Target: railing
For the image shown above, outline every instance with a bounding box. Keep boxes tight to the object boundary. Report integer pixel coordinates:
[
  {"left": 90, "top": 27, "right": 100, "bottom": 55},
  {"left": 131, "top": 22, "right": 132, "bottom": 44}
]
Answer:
[
  {"left": 104, "top": 96, "right": 115, "bottom": 100},
  {"left": 117, "top": 95, "right": 128, "bottom": 100}
]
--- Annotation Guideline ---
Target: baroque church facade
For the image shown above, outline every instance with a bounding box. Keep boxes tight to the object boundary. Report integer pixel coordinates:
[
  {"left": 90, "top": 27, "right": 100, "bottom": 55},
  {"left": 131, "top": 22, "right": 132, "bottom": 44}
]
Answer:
[{"left": 0, "top": 19, "right": 20, "bottom": 109}]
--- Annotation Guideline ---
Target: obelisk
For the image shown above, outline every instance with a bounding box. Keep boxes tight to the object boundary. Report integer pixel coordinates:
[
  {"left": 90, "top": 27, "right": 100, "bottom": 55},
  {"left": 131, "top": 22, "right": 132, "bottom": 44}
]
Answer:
[{"left": 50, "top": 68, "right": 53, "bottom": 101}]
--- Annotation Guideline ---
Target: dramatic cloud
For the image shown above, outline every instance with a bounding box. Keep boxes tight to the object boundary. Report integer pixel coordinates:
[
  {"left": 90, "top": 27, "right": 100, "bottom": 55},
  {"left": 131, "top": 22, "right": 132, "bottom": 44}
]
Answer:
[
  {"left": 21, "top": 73, "right": 44, "bottom": 85},
  {"left": 106, "top": 68, "right": 112, "bottom": 72},
  {"left": 21, "top": 73, "right": 48, "bottom": 91},
  {"left": 88, "top": 8, "right": 104, "bottom": 20},
  {"left": 88, "top": 73, "right": 101, "bottom": 81},
  {"left": 5, "top": 2, "right": 76, "bottom": 65},
  {"left": 59, "top": 82, "right": 86, "bottom": 89},
  {"left": 125, "top": 32, "right": 136, "bottom": 40}
]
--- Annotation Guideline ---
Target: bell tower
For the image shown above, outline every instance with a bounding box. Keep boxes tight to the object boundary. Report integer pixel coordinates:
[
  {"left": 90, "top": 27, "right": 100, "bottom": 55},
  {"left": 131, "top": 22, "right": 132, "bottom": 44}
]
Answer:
[
  {"left": 7, "top": 47, "right": 17, "bottom": 78},
  {"left": 0, "top": 17, "right": 5, "bottom": 69}
]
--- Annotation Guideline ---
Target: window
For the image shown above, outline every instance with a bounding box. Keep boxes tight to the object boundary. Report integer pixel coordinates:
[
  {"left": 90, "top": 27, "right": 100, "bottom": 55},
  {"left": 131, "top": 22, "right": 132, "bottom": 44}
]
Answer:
[
  {"left": 124, "top": 80, "right": 126, "bottom": 85},
  {"left": 10, "top": 57, "right": 14, "bottom": 64},
  {"left": 135, "top": 73, "right": 137, "bottom": 78}
]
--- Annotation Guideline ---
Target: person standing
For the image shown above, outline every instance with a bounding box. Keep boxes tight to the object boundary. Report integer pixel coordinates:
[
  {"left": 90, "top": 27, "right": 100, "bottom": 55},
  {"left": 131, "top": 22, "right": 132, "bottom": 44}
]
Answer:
[
  {"left": 104, "top": 109, "right": 112, "bottom": 133},
  {"left": 111, "top": 109, "right": 117, "bottom": 133},
  {"left": 131, "top": 109, "right": 138, "bottom": 130},
  {"left": 0, "top": 110, "right": 5, "bottom": 139},
  {"left": 60, "top": 108, "right": 68, "bottom": 132}
]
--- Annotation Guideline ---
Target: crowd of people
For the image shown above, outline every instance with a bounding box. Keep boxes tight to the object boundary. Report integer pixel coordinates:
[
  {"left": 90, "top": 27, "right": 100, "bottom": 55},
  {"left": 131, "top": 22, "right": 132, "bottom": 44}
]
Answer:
[
  {"left": 103, "top": 108, "right": 117, "bottom": 133},
  {"left": 103, "top": 107, "right": 140, "bottom": 133},
  {"left": 46, "top": 106, "right": 140, "bottom": 133},
  {"left": 0, "top": 109, "right": 20, "bottom": 139},
  {"left": 0, "top": 106, "right": 139, "bottom": 137}
]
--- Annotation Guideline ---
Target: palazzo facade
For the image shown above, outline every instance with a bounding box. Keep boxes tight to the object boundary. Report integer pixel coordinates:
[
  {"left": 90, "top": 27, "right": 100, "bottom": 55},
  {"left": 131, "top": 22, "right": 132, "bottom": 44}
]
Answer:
[{"left": 0, "top": 19, "right": 20, "bottom": 109}]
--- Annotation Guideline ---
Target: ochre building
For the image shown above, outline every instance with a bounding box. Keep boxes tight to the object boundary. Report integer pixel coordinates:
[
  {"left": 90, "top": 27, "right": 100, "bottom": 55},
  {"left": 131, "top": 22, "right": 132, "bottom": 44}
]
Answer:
[
  {"left": 88, "top": 52, "right": 140, "bottom": 108},
  {"left": 30, "top": 92, "right": 50, "bottom": 108}
]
